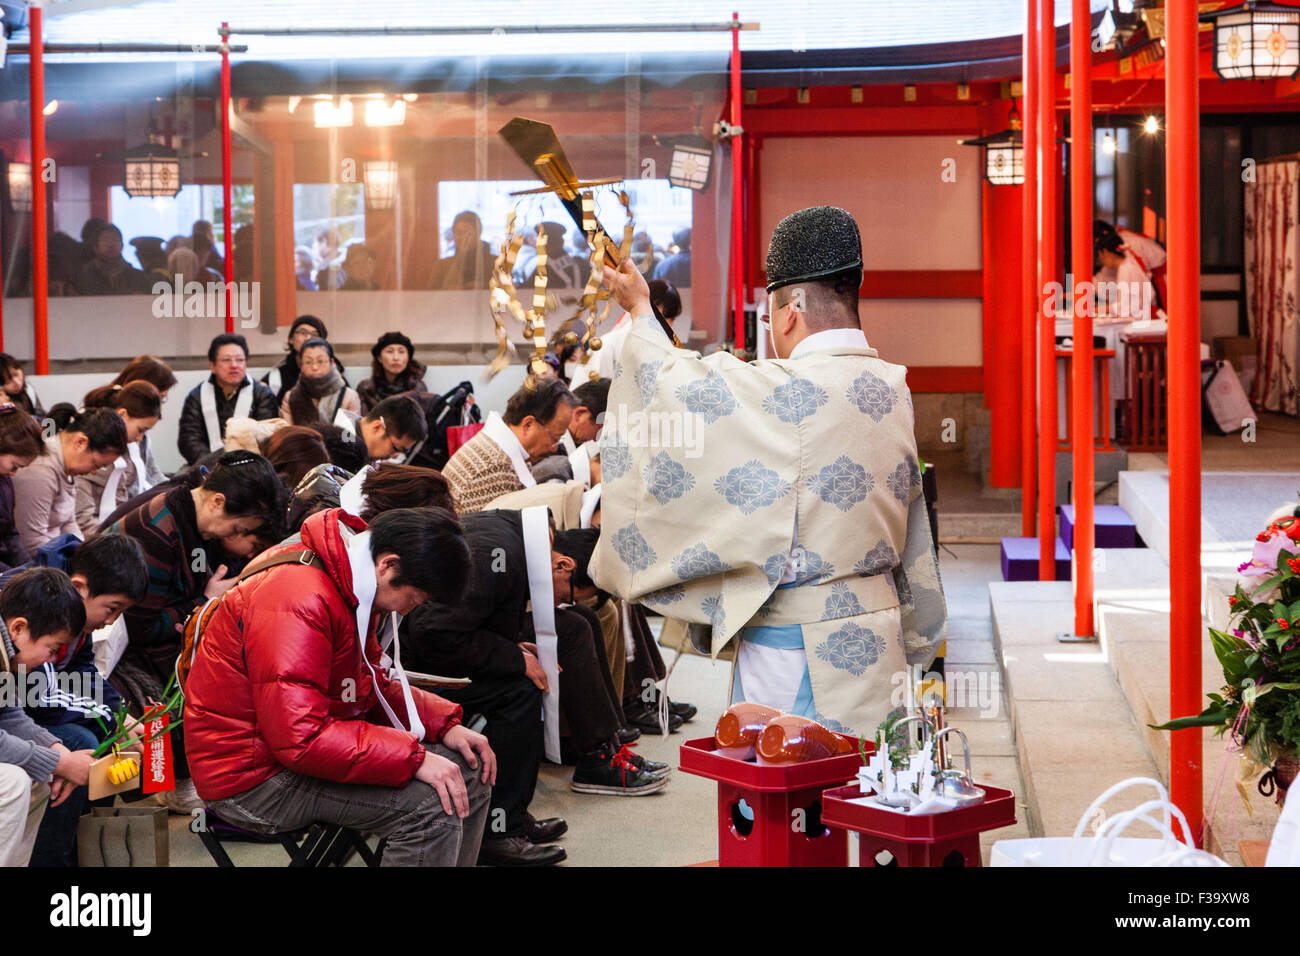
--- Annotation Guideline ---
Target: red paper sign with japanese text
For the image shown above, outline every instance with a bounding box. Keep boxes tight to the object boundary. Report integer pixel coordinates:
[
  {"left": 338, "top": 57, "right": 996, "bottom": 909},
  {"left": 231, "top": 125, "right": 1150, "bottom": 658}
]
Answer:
[{"left": 141, "top": 713, "right": 174, "bottom": 794}]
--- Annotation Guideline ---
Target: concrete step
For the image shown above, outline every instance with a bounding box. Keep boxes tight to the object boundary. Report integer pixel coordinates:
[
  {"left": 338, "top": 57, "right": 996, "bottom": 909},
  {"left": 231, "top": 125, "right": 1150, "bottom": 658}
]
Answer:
[
  {"left": 1092, "top": 548, "right": 1279, "bottom": 861},
  {"left": 989, "top": 581, "right": 1163, "bottom": 844}
]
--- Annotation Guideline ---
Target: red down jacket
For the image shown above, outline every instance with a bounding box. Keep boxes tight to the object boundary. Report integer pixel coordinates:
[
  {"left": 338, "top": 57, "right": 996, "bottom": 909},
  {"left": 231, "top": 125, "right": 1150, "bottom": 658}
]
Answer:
[{"left": 184, "top": 507, "right": 463, "bottom": 801}]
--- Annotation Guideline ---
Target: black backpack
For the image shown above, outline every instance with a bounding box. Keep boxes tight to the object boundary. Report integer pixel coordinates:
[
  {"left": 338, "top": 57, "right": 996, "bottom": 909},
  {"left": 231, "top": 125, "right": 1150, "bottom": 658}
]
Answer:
[{"left": 406, "top": 382, "right": 481, "bottom": 471}]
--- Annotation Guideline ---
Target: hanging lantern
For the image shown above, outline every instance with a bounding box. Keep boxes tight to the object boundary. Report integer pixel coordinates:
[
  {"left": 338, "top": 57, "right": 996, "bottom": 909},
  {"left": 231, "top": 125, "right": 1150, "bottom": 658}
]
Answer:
[
  {"left": 1202, "top": 1, "right": 1300, "bottom": 80},
  {"left": 7, "top": 161, "right": 31, "bottom": 211},
  {"left": 363, "top": 160, "right": 398, "bottom": 210},
  {"left": 122, "top": 140, "right": 181, "bottom": 198},
  {"left": 959, "top": 107, "right": 1024, "bottom": 186}
]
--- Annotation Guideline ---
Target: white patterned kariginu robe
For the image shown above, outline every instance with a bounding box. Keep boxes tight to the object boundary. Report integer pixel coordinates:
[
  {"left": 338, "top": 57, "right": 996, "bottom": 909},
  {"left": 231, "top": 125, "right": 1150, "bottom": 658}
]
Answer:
[{"left": 589, "top": 315, "right": 946, "bottom": 736}]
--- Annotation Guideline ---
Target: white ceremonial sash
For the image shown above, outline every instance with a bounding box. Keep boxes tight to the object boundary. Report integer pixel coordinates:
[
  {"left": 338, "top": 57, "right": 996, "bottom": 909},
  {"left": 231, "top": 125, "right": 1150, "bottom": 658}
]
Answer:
[
  {"left": 345, "top": 530, "right": 424, "bottom": 741},
  {"left": 482, "top": 411, "right": 536, "bottom": 489},
  {"left": 521, "top": 505, "right": 561, "bottom": 762},
  {"left": 128, "top": 440, "right": 154, "bottom": 493},
  {"left": 339, "top": 465, "right": 371, "bottom": 518},
  {"left": 332, "top": 404, "right": 354, "bottom": 435},
  {"left": 200, "top": 377, "right": 253, "bottom": 451},
  {"left": 97, "top": 457, "right": 128, "bottom": 525},
  {"left": 266, "top": 367, "right": 281, "bottom": 397},
  {"left": 580, "top": 483, "right": 601, "bottom": 529},
  {"left": 568, "top": 444, "right": 591, "bottom": 487}
]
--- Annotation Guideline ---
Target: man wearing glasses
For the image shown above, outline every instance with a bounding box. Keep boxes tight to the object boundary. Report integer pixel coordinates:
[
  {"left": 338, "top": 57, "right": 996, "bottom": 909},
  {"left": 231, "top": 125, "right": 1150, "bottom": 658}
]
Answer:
[
  {"left": 442, "top": 379, "right": 579, "bottom": 514},
  {"left": 327, "top": 395, "right": 428, "bottom": 474},
  {"left": 177, "top": 334, "right": 279, "bottom": 466},
  {"left": 591, "top": 206, "right": 948, "bottom": 740}
]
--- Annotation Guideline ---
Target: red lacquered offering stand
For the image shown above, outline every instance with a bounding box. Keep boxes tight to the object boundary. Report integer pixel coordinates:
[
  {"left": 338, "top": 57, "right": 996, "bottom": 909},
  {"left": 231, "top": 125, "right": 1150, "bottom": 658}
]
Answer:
[
  {"left": 821, "top": 783, "right": 1017, "bottom": 867},
  {"left": 679, "top": 735, "right": 865, "bottom": 867}
]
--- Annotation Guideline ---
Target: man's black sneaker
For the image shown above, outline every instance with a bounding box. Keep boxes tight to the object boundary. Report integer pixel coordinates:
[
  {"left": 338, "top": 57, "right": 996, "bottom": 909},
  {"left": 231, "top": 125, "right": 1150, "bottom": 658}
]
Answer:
[
  {"left": 478, "top": 836, "right": 567, "bottom": 867},
  {"left": 625, "top": 749, "right": 671, "bottom": 778},
  {"left": 523, "top": 813, "right": 568, "bottom": 844},
  {"left": 570, "top": 744, "right": 669, "bottom": 796}
]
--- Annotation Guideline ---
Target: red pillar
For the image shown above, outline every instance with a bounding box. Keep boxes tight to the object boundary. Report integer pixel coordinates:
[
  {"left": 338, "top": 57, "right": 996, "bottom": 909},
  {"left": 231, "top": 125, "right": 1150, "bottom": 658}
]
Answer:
[
  {"left": 29, "top": 4, "right": 48, "bottom": 374},
  {"left": 1021, "top": 0, "right": 1038, "bottom": 535},
  {"left": 1037, "top": 0, "right": 1059, "bottom": 579},
  {"left": 1070, "top": 0, "right": 1095, "bottom": 637},
  {"left": 1166, "top": 0, "right": 1203, "bottom": 839},
  {"left": 983, "top": 99, "right": 1024, "bottom": 488},
  {"left": 220, "top": 21, "right": 235, "bottom": 334},
  {"left": 730, "top": 11, "right": 744, "bottom": 350}
]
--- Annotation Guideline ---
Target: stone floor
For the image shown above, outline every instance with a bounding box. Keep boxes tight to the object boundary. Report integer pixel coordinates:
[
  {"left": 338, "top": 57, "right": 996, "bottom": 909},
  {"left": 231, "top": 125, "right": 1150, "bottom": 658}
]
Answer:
[{"left": 157, "top": 542, "right": 1021, "bottom": 867}]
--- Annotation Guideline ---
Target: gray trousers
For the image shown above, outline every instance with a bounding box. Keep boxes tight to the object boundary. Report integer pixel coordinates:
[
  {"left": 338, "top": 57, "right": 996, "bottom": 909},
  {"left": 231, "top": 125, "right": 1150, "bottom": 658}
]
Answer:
[{"left": 210, "top": 743, "right": 490, "bottom": 867}]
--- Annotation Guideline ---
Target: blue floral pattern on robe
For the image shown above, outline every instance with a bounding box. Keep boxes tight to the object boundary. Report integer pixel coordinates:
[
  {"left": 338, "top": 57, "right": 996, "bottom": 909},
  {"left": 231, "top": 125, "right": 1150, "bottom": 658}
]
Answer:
[
  {"left": 855, "top": 540, "right": 898, "bottom": 576},
  {"left": 822, "top": 582, "right": 866, "bottom": 620},
  {"left": 762, "top": 377, "right": 828, "bottom": 424},
  {"left": 634, "top": 361, "right": 664, "bottom": 406},
  {"left": 846, "top": 370, "right": 895, "bottom": 421},
  {"left": 675, "top": 371, "right": 737, "bottom": 424},
  {"left": 807, "top": 455, "right": 872, "bottom": 512},
  {"left": 763, "top": 552, "right": 789, "bottom": 585},
  {"left": 600, "top": 437, "right": 633, "bottom": 481},
  {"left": 714, "top": 460, "right": 791, "bottom": 514},
  {"left": 642, "top": 451, "right": 695, "bottom": 505},
  {"left": 611, "top": 524, "right": 657, "bottom": 572},
  {"left": 813, "top": 711, "right": 853, "bottom": 735},
  {"left": 671, "top": 542, "right": 728, "bottom": 579},
  {"left": 815, "top": 621, "right": 886, "bottom": 676},
  {"left": 702, "top": 596, "right": 725, "bottom": 633},
  {"left": 886, "top": 462, "right": 912, "bottom": 503},
  {"left": 642, "top": 583, "right": 685, "bottom": 607},
  {"left": 796, "top": 551, "right": 835, "bottom": 585}
]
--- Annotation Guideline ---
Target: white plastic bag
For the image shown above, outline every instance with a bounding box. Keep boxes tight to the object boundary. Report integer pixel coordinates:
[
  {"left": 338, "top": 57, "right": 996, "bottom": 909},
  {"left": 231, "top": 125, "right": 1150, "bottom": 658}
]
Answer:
[{"left": 990, "top": 777, "right": 1228, "bottom": 867}]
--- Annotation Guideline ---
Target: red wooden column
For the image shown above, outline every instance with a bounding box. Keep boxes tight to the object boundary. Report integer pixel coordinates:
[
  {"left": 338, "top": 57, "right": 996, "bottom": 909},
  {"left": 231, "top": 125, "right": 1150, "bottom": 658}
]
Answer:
[
  {"left": 29, "top": 3, "right": 48, "bottom": 374},
  {"left": 220, "top": 21, "right": 234, "bottom": 333},
  {"left": 1165, "top": 0, "right": 1203, "bottom": 838},
  {"left": 1036, "top": 0, "right": 1059, "bottom": 579},
  {"left": 1021, "top": 0, "right": 1038, "bottom": 535},
  {"left": 983, "top": 99, "right": 1024, "bottom": 489},
  {"left": 730, "top": 11, "right": 744, "bottom": 350},
  {"left": 1069, "top": 0, "right": 1095, "bottom": 638}
]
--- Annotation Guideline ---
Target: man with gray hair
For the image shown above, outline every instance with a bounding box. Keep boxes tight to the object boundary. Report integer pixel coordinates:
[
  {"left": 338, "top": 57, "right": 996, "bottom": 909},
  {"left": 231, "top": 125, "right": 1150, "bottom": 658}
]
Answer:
[
  {"left": 443, "top": 378, "right": 578, "bottom": 513},
  {"left": 593, "top": 206, "right": 947, "bottom": 737}
]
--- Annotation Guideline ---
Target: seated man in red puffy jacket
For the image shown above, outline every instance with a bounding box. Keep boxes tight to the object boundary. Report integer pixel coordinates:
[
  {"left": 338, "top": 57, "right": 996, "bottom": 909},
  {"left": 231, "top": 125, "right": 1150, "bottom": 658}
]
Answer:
[{"left": 184, "top": 506, "right": 495, "bottom": 867}]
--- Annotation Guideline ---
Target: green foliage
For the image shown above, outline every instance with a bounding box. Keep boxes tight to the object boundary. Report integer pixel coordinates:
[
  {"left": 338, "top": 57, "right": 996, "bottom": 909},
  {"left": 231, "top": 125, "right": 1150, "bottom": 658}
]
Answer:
[{"left": 1155, "top": 540, "right": 1300, "bottom": 767}]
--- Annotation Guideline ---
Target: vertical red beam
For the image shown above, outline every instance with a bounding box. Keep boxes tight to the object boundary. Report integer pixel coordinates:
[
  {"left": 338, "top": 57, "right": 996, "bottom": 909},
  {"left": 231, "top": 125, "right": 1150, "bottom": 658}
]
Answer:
[
  {"left": 220, "top": 21, "right": 234, "bottom": 333},
  {"left": 1037, "top": 0, "right": 1058, "bottom": 579},
  {"left": 1166, "top": 0, "right": 1203, "bottom": 838},
  {"left": 1021, "top": 0, "right": 1038, "bottom": 535},
  {"left": 1070, "top": 0, "right": 1095, "bottom": 637},
  {"left": 730, "top": 11, "right": 744, "bottom": 351},
  {"left": 29, "top": 4, "right": 48, "bottom": 374},
  {"left": 988, "top": 142, "right": 1024, "bottom": 488}
]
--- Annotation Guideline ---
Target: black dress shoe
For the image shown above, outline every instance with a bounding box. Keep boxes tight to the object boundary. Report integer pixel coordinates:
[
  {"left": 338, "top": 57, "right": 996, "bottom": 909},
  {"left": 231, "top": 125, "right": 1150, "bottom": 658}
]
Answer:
[
  {"left": 617, "top": 725, "right": 642, "bottom": 744},
  {"left": 669, "top": 700, "right": 698, "bottom": 722},
  {"left": 478, "top": 836, "right": 567, "bottom": 867},
  {"left": 523, "top": 813, "right": 568, "bottom": 844},
  {"left": 624, "top": 702, "right": 684, "bottom": 735}
]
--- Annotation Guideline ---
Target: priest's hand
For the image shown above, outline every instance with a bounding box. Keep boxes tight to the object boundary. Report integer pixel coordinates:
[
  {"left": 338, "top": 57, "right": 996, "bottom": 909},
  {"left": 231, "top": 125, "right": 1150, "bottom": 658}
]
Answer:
[{"left": 602, "top": 256, "right": 654, "bottom": 319}]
